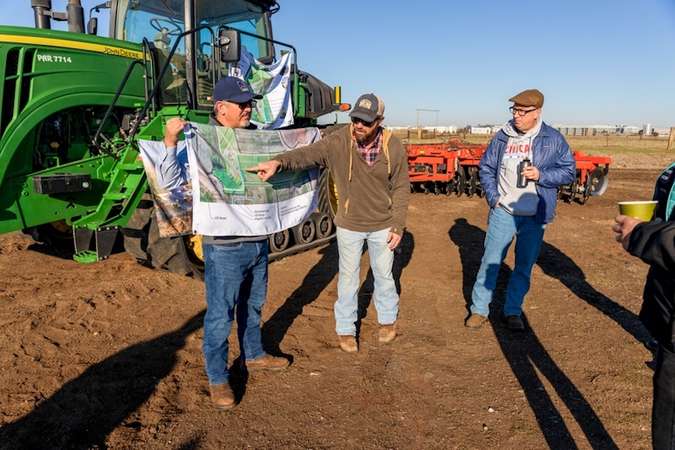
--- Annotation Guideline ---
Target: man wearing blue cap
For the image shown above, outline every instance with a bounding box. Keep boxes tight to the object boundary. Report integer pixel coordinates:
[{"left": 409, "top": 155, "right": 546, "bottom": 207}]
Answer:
[{"left": 160, "top": 76, "right": 289, "bottom": 410}]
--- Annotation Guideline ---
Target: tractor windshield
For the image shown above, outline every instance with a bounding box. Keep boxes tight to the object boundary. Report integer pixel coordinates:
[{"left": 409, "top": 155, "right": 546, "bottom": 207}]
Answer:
[{"left": 113, "top": 0, "right": 273, "bottom": 105}]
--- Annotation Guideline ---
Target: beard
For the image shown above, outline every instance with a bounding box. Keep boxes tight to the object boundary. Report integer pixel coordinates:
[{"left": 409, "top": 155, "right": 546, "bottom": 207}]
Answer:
[{"left": 354, "top": 128, "right": 378, "bottom": 145}]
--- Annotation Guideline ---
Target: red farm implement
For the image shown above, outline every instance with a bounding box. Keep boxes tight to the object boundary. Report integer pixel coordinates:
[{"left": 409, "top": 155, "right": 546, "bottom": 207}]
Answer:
[{"left": 406, "top": 140, "right": 611, "bottom": 204}]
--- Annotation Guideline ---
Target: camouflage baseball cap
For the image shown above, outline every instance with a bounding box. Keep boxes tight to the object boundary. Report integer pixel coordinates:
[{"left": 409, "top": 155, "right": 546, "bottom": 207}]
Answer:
[{"left": 349, "top": 93, "right": 385, "bottom": 122}]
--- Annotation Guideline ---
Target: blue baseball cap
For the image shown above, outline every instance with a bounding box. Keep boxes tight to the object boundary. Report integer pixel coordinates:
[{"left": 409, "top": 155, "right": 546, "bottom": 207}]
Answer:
[{"left": 212, "top": 76, "right": 262, "bottom": 103}]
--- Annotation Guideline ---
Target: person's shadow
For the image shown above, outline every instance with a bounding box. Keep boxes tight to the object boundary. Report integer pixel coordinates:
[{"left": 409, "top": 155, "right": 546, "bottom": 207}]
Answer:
[
  {"left": 0, "top": 312, "right": 205, "bottom": 450},
  {"left": 449, "top": 218, "right": 619, "bottom": 449},
  {"left": 536, "top": 242, "right": 650, "bottom": 344},
  {"left": 262, "top": 241, "right": 339, "bottom": 358},
  {"left": 357, "top": 231, "right": 415, "bottom": 336}
]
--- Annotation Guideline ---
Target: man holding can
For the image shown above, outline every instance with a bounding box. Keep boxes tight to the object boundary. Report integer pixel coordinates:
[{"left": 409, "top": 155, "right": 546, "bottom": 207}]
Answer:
[{"left": 465, "top": 89, "right": 576, "bottom": 331}]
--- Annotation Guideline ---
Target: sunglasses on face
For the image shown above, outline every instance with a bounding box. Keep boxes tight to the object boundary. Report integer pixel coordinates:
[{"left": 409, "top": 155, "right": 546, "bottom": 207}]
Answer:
[
  {"left": 233, "top": 100, "right": 255, "bottom": 109},
  {"left": 351, "top": 117, "right": 377, "bottom": 127},
  {"left": 216, "top": 100, "right": 256, "bottom": 110}
]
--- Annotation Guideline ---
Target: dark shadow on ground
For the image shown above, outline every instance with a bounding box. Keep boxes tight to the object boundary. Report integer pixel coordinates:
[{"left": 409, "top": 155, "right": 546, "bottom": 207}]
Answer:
[
  {"left": 536, "top": 243, "right": 649, "bottom": 344},
  {"left": 449, "top": 218, "right": 619, "bottom": 450},
  {"left": 262, "top": 242, "right": 339, "bottom": 358},
  {"left": 357, "top": 231, "right": 415, "bottom": 336},
  {"left": 0, "top": 312, "right": 205, "bottom": 450}
]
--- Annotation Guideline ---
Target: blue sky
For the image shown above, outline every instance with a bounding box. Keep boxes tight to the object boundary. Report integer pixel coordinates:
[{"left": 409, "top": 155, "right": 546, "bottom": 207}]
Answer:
[{"left": 3, "top": 0, "right": 675, "bottom": 127}]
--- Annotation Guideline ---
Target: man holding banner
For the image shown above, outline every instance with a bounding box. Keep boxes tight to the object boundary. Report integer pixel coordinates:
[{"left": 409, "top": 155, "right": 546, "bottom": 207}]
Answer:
[
  {"left": 159, "top": 76, "right": 289, "bottom": 410},
  {"left": 251, "top": 94, "right": 410, "bottom": 353}
]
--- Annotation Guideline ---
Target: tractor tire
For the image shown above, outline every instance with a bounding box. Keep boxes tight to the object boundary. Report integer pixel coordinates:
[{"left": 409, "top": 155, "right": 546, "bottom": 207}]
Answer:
[
  {"left": 317, "top": 123, "right": 345, "bottom": 219},
  {"left": 318, "top": 168, "right": 338, "bottom": 218},
  {"left": 122, "top": 194, "right": 203, "bottom": 278},
  {"left": 28, "top": 221, "right": 76, "bottom": 257}
]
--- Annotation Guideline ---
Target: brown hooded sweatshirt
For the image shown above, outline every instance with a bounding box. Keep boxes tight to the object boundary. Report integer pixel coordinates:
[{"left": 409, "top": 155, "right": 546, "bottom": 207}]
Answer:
[{"left": 274, "top": 125, "right": 410, "bottom": 235}]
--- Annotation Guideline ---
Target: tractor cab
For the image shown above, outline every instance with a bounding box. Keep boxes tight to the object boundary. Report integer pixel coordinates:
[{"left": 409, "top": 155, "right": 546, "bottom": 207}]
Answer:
[
  {"left": 109, "top": 0, "right": 278, "bottom": 108},
  {"left": 31, "top": 0, "right": 339, "bottom": 123}
]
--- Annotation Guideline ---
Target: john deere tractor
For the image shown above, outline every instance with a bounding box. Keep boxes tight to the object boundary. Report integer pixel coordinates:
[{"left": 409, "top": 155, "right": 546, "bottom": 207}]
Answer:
[{"left": 0, "top": 0, "right": 341, "bottom": 276}]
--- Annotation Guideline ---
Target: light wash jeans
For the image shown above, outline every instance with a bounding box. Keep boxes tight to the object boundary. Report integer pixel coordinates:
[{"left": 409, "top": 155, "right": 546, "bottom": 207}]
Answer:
[
  {"left": 335, "top": 226, "right": 399, "bottom": 335},
  {"left": 202, "top": 240, "right": 268, "bottom": 385},
  {"left": 470, "top": 207, "right": 546, "bottom": 318}
]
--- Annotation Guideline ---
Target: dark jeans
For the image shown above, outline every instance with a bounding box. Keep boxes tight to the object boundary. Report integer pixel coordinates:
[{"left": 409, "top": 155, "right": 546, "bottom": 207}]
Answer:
[
  {"left": 202, "top": 240, "right": 268, "bottom": 385},
  {"left": 654, "top": 343, "right": 675, "bottom": 449}
]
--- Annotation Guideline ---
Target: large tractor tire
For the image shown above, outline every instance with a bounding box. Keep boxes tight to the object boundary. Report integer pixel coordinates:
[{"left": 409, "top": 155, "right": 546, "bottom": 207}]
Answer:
[
  {"left": 28, "top": 221, "right": 77, "bottom": 257},
  {"left": 318, "top": 168, "right": 338, "bottom": 218},
  {"left": 317, "top": 123, "right": 344, "bottom": 219},
  {"left": 122, "top": 194, "right": 204, "bottom": 278}
]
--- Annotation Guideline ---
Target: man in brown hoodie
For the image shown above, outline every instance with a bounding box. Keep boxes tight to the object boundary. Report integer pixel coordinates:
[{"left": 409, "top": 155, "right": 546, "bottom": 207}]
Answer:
[{"left": 251, "top": 94, "right": 410, "bottom": 352}]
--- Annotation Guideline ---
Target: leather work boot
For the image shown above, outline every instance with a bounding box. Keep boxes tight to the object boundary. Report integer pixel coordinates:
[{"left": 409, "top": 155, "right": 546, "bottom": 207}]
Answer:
[
  {"left": 209, "top": 383, "right": 235, "bottom": 410},
  {"left": 465, "top": 313, "right": 488, "bottom": 329},
  {"left": 503, "top": 315, "right": 525, "bottom": 331},
  {"left": 338, "top": 335, "right": 358, "bottom": 353},
  {"left": 378, "top": 324, "right": 397, "bottom": 343},
  {"left": 244, "top": 354, "right": 290, "bottom": 371}
]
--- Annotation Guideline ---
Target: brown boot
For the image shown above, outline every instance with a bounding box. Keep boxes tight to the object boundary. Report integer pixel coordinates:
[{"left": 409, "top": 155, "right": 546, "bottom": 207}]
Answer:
[
  {"left": 465, "top": 313, "right": 488, "bottom": 329},
  {"left": 244, "top": 354, "right": 289, "bottom": 371},
  {"left": 338, "top": 335, "right": 358, "bottom": 353},
  {"left": 209, "top": 383, "right": 235, "bottom": 410},
  {"left": 378, "top": 324, "right": 397, "bottom": 343}
]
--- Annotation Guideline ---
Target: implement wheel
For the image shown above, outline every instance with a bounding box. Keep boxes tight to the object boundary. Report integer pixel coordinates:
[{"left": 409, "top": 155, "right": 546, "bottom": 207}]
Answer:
[{"left": 455, "top": 169, "right": 466, "bottom": 197}]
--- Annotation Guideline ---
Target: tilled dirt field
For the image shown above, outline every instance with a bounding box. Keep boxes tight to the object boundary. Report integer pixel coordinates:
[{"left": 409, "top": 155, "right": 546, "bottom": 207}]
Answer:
[{"left": 0, "top": 168, "right": 664, "bottom": 449}]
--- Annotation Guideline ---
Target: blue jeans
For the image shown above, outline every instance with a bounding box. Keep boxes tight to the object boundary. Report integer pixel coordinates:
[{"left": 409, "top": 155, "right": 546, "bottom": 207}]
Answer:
[
  {"left": 202, "top": 240, "right": 268, "bottom": 385},
  {"left": 470, "top": 207, "right": 546, "bottom": 317},
  {"left": 335, "top": 226, "right": 399, "bottom": 336}
]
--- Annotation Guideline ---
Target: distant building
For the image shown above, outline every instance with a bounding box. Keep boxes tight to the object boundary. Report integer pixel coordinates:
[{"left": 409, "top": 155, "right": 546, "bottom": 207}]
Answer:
[
  {"left": 469, "top": 126, "right": 493, "bottom": 135},
  {"left": 555, "top": 124, "right": 648, "bottom": 136},
  {"left": 388, "top": 125, "right": 459, "bottom": 134},
  {"left": 423, "top": 126, "right": 459, "bottom": 134}
]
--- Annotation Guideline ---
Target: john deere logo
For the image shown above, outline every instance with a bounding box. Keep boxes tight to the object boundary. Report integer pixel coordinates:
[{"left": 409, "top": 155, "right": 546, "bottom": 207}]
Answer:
[{"left": 359, "top": 99, "right": 372, "bottom": 109}]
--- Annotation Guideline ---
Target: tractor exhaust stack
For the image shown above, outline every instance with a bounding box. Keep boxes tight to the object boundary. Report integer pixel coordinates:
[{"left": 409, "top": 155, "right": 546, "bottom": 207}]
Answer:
[
  {"left": 31, "top": 0, "right": 52, "bottom": 29},
  {"left": 67, "top": 0, "right": 85, "bottom": 33}
]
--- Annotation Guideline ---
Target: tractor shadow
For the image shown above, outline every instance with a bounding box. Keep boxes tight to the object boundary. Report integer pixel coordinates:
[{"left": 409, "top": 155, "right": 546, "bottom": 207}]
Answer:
[
  {"left": 449, "top": 218, "right": 620, "bottom": 449},
  {"left": 0, "top": 312, "right": 204, "bottom": 450}
]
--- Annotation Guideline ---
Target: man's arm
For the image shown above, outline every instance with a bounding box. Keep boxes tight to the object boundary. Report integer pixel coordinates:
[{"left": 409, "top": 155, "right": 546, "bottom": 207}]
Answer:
[
  {"left": 253, "top": 129, "right": 341, "bottom": 181},
  {"left": 157, "top": 145, "right": 189, "bottom": 189},
  {"left": 156, "top": 117, "right": 189, "bottom": 189},
  {"left": 274, "top": 130, "right": 340, "bottom": 171},
  {"left": 536, "top": 138, "right": 576, "bottom": 188},
  {"left": 627, "top": 219, "right": 675, "bottom": 273},
  {"left": 478, "top": 137, "right": 501, "bottom": 208},
  {"left": 389, "top": 138, "right": 411, "bottom": 239}
]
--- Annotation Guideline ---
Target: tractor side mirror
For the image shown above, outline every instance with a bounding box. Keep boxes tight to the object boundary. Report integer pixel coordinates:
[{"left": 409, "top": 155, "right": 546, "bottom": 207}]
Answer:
[
  {"left": 87, "top": 17, "right": 98, "bottom": 35},
  {"left": 219, "top": 29, "right": 241, "bottom": 63}
]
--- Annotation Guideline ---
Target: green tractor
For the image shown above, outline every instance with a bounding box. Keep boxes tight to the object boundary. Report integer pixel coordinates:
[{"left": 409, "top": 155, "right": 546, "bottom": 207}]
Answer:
[{"left": 0, "top": 0, "right": 342, "bottom": 276}]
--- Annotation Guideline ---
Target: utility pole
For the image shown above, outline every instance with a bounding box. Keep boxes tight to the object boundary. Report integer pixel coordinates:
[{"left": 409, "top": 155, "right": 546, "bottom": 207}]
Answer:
[{"left": 416, "top": 108, "right": 440, "bottom": 140}]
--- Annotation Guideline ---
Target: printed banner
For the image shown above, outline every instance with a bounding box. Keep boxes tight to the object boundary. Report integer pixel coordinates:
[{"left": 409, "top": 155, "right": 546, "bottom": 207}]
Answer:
[
  {"left": 139, "top": 124, "right": 320, "bottom": 238},
  {"left": 229, "top": 47, "right": 294, "bottom": 129},
  {"left": 138, "top": 139, "right": 193, "bottom": 238}
]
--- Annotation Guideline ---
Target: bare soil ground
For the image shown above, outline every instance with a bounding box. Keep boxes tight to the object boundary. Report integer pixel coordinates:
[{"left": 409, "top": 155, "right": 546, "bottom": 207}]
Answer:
[{"left": 0, "top": 168, "right": 664, "bottom": 449}]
